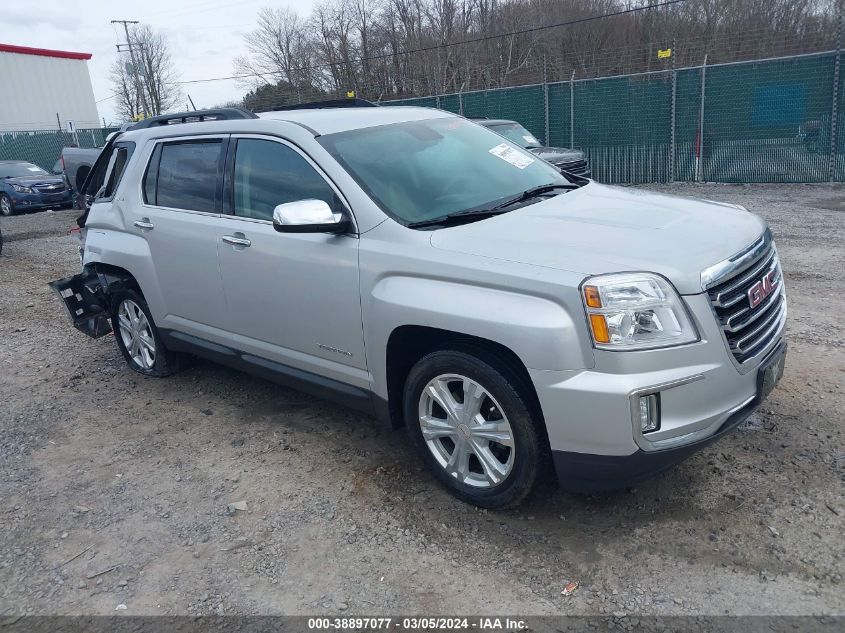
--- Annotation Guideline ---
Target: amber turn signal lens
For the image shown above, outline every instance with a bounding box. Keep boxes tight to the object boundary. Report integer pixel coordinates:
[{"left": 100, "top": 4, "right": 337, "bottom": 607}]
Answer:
[
  {"left": 583, "top": 285, "right": 602, "bottom": 308},
  {"left": 589, "top": 314, "right": 610, "bottom": 343}
]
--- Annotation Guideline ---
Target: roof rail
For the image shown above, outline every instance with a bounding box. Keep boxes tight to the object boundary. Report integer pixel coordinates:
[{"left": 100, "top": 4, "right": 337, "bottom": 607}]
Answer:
[
  {"left": 126, "top": 107, "right": 257, "bottom": 131},
  {"left": 270, "top": 98, "right": 377, "bottom": 111}
]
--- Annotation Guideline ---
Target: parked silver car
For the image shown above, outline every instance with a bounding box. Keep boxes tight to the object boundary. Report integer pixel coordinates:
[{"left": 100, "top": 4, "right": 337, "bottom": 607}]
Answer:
[{"left": 51, "top": 105, "right": 786, "bottom": 507}]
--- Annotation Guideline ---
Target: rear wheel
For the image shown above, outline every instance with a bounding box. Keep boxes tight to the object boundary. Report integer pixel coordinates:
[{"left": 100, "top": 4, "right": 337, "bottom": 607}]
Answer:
[
  {"left": 110, "top": 289, "right": 186, "bottom": 377},
  {"left": 0, "top": 194, "right": 14, "bottom": 216},
  {"left": 403, "top": 349, "right": 546, "bottom": 508}
]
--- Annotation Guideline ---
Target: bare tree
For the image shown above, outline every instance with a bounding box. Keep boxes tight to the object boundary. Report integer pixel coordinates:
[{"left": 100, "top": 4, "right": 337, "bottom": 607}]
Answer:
[
  {"left": 110, "top": 58, "right": 143, "bottom": 121},
  {"left": 111, "top": 24, "right": 181, "bottom": 119},
  {"left": 234, "top": 0, "right": 839, "bottom": 103},
  {"left": 133, "top": 25, "right": 182, "bottom": 115}
]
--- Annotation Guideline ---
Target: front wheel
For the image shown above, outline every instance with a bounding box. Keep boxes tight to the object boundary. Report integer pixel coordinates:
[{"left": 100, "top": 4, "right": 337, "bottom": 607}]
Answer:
[
  {"left": 110, "top": 290, "right": 186, "bottom": 377},
  {"left": 0, "top": 194, "right": 14, "bottom": 216},
  {"left": 403, "top": 349, "right": 547, "bottom": 508}
]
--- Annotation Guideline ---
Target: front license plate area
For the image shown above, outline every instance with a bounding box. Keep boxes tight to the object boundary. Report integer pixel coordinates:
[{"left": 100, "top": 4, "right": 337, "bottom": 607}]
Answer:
[{"left": 757, "top": 343, "right": 786, "bottom": 402}]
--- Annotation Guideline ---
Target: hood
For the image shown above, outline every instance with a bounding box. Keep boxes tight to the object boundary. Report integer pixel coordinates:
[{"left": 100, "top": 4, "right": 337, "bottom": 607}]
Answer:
[
  {"left": 5, "top": 174, "right": 63, "bottom": 186},
  {"left": 528, "top": 146, "right": 584, "bottom": 164},
  {"left": 429, "top": 182, "right": 767, "bottom": 294}
]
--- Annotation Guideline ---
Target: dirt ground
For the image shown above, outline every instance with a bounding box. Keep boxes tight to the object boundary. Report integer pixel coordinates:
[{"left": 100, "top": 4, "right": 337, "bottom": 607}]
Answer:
[{"left": 0, "top": 183, "right": 842, "bottom": 617}]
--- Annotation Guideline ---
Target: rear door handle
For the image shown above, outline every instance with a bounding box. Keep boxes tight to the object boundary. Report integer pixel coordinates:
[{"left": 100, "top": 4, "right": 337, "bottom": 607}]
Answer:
[
  {"left": 134, "top": 218, "right": 154, "bottom": 230},
  {"left": 222, "top": 234, "right": 251, "bottom": 247}
]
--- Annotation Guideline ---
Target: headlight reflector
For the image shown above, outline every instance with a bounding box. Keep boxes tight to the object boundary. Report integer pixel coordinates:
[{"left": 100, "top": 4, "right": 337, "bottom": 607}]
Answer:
[
  {"left": 11, "top": 184, "right": 33, "bottom": 193},
  {"left": 582, "top": 273, "right": 698, "bottom": 350}
]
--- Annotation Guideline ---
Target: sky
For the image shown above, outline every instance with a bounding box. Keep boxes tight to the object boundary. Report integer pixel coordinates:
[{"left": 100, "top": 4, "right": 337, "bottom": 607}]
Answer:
[{"left": 0, "top": 0, "right": 318, "bottom": 125}]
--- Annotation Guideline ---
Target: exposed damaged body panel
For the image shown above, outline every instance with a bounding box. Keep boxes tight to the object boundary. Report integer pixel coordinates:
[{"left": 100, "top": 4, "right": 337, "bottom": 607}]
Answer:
[{"left": 49, "top": 266, "right": 136, "bottom": 338}]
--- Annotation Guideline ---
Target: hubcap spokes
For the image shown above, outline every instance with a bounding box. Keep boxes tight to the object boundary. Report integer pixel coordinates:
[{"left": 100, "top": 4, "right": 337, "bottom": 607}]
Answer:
[
  {"left": 418, "top": 374, "right": 515, "bottom": 488},
  {"left": 117, "top": 300, "right": 156, "bottom": 369}
]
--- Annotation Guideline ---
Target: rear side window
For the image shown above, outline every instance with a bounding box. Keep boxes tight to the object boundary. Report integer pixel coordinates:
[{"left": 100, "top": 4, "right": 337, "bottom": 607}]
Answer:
[
  {"left": 98, "top": 146, "right": 132, "bottom": 200},
  {"left": 232, "top": 139, "right": 335, "bottom": 221},
  {"left": 144, "top": 140, "right": 222, "bottom": 213},
  {"left": 87, "top": 142, "right": 135, "bottom": 201}
]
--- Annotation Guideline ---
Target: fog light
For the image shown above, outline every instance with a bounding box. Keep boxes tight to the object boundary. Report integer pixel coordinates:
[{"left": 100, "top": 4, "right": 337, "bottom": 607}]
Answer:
[{"left": 639, "top": 394, "right": 660, "bottom": 433}]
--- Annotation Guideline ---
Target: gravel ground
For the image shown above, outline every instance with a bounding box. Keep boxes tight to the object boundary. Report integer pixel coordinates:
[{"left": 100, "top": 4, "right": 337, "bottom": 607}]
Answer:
[{"left": 0, "top": 183, "right": 842, "bottom": 617}]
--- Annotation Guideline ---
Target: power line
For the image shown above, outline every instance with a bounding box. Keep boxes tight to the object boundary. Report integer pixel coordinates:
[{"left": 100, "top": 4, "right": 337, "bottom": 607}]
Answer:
[{"left": 173, "top": 0, "right": 690, "bottom": 85}]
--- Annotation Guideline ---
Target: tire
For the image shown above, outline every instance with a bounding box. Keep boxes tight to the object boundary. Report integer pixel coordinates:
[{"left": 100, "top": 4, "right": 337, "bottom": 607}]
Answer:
[
  {"left": 403, "top": 349, "right": 546, "bottom": 508},
  {"left": 110, "top": 289, "right": 186, "bottom": 377},
  {"left": 0, "top": 194, "right": 14, "bottom": 217}
]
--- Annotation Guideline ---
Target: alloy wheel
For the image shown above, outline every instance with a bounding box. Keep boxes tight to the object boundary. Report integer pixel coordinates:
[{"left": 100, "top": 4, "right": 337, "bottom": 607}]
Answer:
[
  {"left": 117, "top": 299, "right": 156, "bottom": 370},
  {"left": 0, "top": 196, "right": 11, "bottom": 216},
  {"left": 418, "top": 373, "right": 515, "bottom": 488}
]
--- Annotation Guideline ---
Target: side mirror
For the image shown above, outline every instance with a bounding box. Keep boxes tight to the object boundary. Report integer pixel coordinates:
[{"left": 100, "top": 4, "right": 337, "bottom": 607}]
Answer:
[{"left": 272, "top": 199, "right": 350, "bottom": 234}]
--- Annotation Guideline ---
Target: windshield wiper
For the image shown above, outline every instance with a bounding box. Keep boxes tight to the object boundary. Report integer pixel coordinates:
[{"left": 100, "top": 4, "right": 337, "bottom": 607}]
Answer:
[
  {"left": 407, "top": 208, "right": 511, "bottom": 228},
  {"left": 407, "top": 183, "right": 577, "bottom": 229}
]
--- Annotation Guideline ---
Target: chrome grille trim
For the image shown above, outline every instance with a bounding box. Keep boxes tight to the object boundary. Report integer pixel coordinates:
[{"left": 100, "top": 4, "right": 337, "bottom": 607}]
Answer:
[
  {"left": 701, "top": 228, "right": 771, "bottom": 291},
  {"left": 712, "top": 248, "right": 778, "bottom": 308},
  {"left": 705, "top": 235, "right": 786, "bottom": 368}
]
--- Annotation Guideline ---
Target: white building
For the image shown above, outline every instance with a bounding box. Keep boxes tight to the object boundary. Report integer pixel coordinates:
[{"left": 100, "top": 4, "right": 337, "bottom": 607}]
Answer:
[{"left": 0, "top": 43, "right": 99, "bottom": 132}]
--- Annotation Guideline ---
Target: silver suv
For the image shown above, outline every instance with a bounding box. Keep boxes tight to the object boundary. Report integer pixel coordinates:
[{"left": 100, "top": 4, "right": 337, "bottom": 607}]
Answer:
[{"left": 51, "top": 105, "right": 787, "bottom": 508}]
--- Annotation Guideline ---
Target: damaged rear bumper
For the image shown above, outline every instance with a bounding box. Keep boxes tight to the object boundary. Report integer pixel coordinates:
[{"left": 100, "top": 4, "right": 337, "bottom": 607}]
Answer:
[{"left": 49, "top": 269, "right": 113, "bottom": 338}]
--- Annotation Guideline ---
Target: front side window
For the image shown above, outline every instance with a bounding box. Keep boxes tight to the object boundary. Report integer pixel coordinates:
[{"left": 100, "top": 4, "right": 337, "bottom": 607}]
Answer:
[
  {"left": 232, "top": 138, "right": 335, "bottom": 221},
  {"left": 149, "top": 141, "right": 222, "bottom": 213},
  {"left": 319, "top": 117, "right": 568, "bottom": 226}
]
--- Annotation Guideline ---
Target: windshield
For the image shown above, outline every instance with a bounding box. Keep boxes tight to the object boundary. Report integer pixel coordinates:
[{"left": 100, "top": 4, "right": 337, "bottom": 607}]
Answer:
[
  {"left": 319, "top": 117, "right": 568, "bottom": 226},
  {"left": 485, "top": 122, "right": 542, "bottom": 149},
  {"left": 0, "top": 163, "right": 48, "bottom": 178}
]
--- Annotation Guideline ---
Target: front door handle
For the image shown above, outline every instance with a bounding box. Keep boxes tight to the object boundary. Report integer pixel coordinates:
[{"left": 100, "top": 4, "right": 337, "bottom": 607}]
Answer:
[
  {"left": 222, "top": 234, "right": 251, "bottom": 247},
  {"left": 134, "top": 218, "right": 154, "bottom": 230}
]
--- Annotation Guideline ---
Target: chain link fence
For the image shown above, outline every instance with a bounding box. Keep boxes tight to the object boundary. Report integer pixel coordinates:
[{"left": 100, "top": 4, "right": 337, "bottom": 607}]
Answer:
[
  {"left": 385, "top": 50, "right": 844, "bottom": 184},
  {"left": 0, "top": 128, "right": 118, "bottom": 172}
]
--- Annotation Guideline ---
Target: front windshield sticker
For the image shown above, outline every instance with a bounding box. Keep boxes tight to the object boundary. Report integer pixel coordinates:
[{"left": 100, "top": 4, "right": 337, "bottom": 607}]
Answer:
[
  {"left": 523, "top": 135, "right": 539, "bottom": 144},
  {"left": 488, "top": 143, "right": 535, "bottom": 169}
]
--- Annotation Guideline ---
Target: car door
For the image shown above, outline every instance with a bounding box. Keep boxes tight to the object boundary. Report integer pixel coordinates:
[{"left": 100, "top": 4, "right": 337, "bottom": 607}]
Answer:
[
  {"left": 131, "top": 136, "right": 230, "bottom": 338},
  {"left": 215, "top": 135, "right": 367, "bottom": 387}
]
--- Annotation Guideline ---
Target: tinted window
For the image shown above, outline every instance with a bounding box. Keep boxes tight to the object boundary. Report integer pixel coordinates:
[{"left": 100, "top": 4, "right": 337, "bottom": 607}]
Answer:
[
  {"left": 153, "top": 141, "right": 221, "bottom": 213},
  {"left": 233, "top": 139, "right": 335, "bottom": 221},
  {"left": 97, "top": 143, "right": 135, "bottom": 200}
]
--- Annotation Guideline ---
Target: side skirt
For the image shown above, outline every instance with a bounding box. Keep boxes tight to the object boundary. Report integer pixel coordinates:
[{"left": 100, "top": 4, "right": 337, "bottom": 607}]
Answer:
[{"left": 160, "top": 329, "right": 380, "bottom": 417}]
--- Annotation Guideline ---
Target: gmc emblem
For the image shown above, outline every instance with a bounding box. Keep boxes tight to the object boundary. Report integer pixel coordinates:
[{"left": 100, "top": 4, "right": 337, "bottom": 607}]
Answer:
[{"left": 747, "top": 269, "right": 779, "bottom": 309}]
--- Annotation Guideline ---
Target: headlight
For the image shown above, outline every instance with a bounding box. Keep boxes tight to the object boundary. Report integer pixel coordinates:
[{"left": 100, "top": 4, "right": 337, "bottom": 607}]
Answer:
[
  {"left": 581, "top": 273, "right": 698, "bottom": 350},
  {"left": 11, "top": 184, "right": 33, "bottom": 193}
]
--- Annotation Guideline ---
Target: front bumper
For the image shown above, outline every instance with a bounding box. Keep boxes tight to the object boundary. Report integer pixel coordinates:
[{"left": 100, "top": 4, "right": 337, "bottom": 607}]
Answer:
[
  {"left": 550, "top": 392, "right": 757, "bottom": 492},
  {"left": 9, "top": 190, "right": 72, "bottom": 210},
  {"left": 531, "top": 292, "right": 786, "bottom": 491}
]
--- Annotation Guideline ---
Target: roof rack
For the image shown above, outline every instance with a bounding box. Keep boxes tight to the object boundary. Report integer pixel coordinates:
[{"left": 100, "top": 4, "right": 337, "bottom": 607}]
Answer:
[
  {"left": 270, "top": 98, "right": 377, "bottom": 111},
  {"left": 126, "top": 107, "right": 257, "bottom": 131}
]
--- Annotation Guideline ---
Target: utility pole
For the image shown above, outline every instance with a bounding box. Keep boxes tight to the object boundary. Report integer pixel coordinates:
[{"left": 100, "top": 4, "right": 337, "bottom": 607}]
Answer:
[{"left": 111, "top": 19, "right": 150, "bottom": 118}]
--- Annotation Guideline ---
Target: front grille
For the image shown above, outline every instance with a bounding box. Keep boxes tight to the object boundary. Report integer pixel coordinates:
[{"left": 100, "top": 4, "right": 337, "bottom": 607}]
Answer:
[
  {"left": 706, "top": 243, "right": 785, "bottom": 364},
  {"left": 34, "top": 183, "right": 66, "bottom": 194},
  {"left": 556, "top": 159, "right": 588, "bottom": 174}
]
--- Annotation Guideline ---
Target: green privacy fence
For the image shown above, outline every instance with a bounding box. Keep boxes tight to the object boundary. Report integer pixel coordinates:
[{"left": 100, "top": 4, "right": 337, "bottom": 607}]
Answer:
[
  {"left": 0, "top": 128, "right": 118, "bottom": 173},
  {"left": 386, "top": 51, "right": 844, "bottom": 184}
]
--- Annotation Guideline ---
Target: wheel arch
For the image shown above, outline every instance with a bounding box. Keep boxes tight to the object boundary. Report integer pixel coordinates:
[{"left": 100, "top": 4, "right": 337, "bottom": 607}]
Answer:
[
  {"left": 86, "top": 262, "right": 143, "bottom": 309},
  {"left": 384, "top": 326, "right": 547, "bottom": 437}
]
